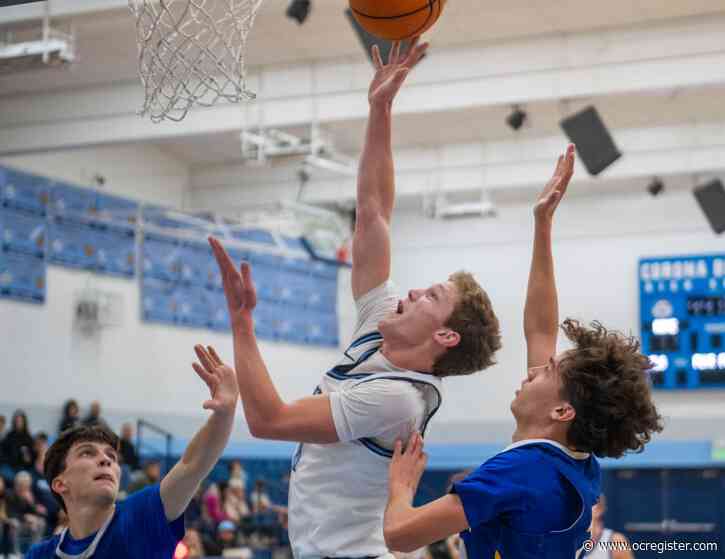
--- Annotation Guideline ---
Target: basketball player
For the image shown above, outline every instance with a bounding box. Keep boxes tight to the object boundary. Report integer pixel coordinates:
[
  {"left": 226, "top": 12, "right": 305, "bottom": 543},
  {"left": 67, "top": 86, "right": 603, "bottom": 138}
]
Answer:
[
  {"left": 25, "top": 344, "right": 238, "bottom": 558},
  {"left": 208, "top": 39, "right": 501, "bottom": 558},
  {"left": 383, "top": 146, "right": 663, "bottom": 558},
  {"left": 585, "top": 495, "right": 634, "bottom": 559}
]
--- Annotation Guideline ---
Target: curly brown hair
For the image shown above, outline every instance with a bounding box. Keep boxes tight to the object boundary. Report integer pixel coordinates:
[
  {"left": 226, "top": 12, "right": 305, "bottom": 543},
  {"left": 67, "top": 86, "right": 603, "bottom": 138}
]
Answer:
[
  {"left": 432, "top": 271, "right": 502, "bottom": 377},
  {"left": 44, "top": 424, "right": 120, "bottom": 512},
  {"left": 559, "top": 319, "right": 663, "bottom": 458}
]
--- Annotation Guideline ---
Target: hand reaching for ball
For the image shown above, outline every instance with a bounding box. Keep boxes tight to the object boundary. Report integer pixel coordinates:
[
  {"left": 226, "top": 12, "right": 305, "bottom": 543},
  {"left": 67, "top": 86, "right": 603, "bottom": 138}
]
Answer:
[{"left": 368, "top": 38, "right": 428, "bottom": 107}]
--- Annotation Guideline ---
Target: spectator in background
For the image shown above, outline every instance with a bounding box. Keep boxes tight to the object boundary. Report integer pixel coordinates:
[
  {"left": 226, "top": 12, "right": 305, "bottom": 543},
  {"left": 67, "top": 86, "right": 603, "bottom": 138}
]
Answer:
[
  {"left": 228, "top": 459, "right": 248, "bottom": 489},
  {"left": 7, "top": 471, "right": 46, "bottom": 550},
  {"left": 31, "top": 433, "right": 58, "bottom": 531},
  {"left": 2, "top": 410, "right": 35, "bottom": 472},
  {"left": 0, "top": 414, "right": 8, "bottom": 480},
  {"left": 249, "top": 479, "right": 271, "bottom": 515},
  {"left": 32, "top": 433, "right": 48, "bottom": 476},
  {"left": 184, "top": 485, "right": 204, "bottom": 528},
  {"left": 585, "top": 495, "right": 633, "bottom": 559},
  {"left": 205, "top": 520, "right": 243, "bottom": 557},
  {"left": 202, "top": 482, "right": 227, "bottom": 524},
  {"left": 224, "top": 478, "right": 251, "bottom": 526},
  {"left": 82, "top": 401, "right": 106, "bottom": 428},
  {"left": 0, "top": 476, "right": 16, "bottom": 556},
  {"left": 128, "top": 459, "right": 162, "bottom": 494},
  {"left": 119, "top": 423, "right": 140, "bottom": 471},
  {"left": 58, "top": 400, "right": 80, "bottom": 434}
]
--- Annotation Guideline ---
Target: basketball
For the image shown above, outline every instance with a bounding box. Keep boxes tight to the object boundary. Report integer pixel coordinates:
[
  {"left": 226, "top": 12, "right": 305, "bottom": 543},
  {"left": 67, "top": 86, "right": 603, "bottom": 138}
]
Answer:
[{"left": 349, "top": 0, "right": 448, "bottom": 41}]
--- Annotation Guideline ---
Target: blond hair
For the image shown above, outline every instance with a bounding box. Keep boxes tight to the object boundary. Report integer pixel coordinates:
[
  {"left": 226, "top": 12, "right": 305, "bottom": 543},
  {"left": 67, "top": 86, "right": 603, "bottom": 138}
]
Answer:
[{"left": 432, "top": 271, "right": 501, "bottom": 377}]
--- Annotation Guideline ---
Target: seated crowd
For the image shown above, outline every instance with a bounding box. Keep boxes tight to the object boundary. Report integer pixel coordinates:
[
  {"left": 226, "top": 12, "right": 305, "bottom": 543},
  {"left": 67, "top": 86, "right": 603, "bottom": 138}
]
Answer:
[{"left": 0, "top": 402, "right": 289, "bottom": 558}]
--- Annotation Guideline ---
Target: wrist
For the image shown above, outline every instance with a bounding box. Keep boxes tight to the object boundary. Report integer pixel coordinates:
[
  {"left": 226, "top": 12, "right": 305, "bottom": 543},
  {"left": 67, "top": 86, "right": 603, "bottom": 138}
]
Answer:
[
  {"left": 369, "top": 101, "right": 392, "bottom": 115},
  {"left": 232, "top": 318, "right": 256, "bottom": 339},
  {"left": 534, "top": 218, "right": 553, "bottom": 233},
  {"left": 389, "top": 482, "right": 415, "bottom": 503}
]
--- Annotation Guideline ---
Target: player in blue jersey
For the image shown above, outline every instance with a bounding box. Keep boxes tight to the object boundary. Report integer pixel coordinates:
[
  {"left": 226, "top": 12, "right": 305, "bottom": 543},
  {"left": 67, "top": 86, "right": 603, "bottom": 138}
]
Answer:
[
  {"left": 382, "top": 146, "right": 664, "bottom": 558},
  {"left": 25, "top": 344, "right": 238, "bottom": 559}
]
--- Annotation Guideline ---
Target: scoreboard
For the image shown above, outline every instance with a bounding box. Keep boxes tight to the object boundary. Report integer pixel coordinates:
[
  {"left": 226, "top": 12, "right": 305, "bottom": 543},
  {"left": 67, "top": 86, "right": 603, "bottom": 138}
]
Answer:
[{"left": 639, "top": 254, "right": 725, "bottom": 389}]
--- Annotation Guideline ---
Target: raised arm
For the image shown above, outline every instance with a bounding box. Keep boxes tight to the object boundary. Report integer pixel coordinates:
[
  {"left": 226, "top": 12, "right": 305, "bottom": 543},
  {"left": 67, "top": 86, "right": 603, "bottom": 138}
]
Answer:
[
  {"left": 209, "top": 237, "right": 339, "bottom": 444},
  {"left": 524, "top": 145, "right": 575, "bottom": 368},
  {"left": 352, "top": 40, "right": 428, "bottom": 299},
  {"left": 159, "top": 345, "right": 237, "bottom": 521}
]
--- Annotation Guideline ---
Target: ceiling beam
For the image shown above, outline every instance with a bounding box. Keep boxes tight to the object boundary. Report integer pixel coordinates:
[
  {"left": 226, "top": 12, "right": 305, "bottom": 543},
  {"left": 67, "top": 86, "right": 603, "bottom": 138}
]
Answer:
[
  {"left": 1, "top": 15, "right": 724, "bottom": 155},
  {"left": 188, "top": 121, "right": 725, "bottom": 209}
]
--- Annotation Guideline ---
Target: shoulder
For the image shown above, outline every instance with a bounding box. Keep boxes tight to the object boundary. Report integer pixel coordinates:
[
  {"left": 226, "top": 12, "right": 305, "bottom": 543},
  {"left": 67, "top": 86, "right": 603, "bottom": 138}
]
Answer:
[
  {"left": 118, "top": 483, "right": 163, "bottom": 515},
  {"left": 26, "top": 536, "right": 61, "bottom": 558},
  {"left": 354, "top": 279, "right": 398, "bottom": 305}
]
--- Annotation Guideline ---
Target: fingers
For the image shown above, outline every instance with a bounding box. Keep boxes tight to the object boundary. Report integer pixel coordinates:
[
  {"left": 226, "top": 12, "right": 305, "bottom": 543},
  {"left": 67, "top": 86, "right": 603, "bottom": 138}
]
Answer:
[
  {"left": 195, "top": 344, "right": 218, "bottom": 375},
  {"left": 192, "top": 362, "right": 215, "bottom": 387},
  {"left": 202, "top": 399, "right": 219, "bottom": 412},
  {"left": 371, "top": 44, "right": 383, "bottom": 70},
  {"left": 206, "top": 345, "right": 223, "bottom": 366},
  {"left": 406, "top": 40, "right": 429, "bottom": 69},
  {"left": 388, "top": 41, "right": 401, "bottom": 65},
  {"left": 209, "top": 237, "right": 242, "bottom": 284},
  {"left": 393, "top": 439, "right": 403, "bottom": 458},
  {"left": 240, "top": 262, "right": 257, "bottom": 309}
]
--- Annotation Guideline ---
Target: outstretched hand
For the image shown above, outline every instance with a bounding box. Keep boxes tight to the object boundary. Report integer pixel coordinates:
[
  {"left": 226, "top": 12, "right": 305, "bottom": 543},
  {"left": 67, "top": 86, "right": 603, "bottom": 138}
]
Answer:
[
  {"left": 389, "top": 431, "right": 427, "bottom": 499},
  {"left": 534, "top": 144, "right": 575, "bottom": 224},
  {"left": 192, "top": 345, "right": 238, "bottom": 415},
  {"left": 209, "top": 236, "right": 256, "bottom": 334},
  {"left": 369, "top": 37, "right": 428, "bottom": 107}
]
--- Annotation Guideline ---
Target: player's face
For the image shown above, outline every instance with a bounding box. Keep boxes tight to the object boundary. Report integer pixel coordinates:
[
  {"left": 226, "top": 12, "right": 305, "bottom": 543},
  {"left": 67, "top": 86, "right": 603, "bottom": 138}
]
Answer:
[
  {"left": 55, "top": 441, "right": 121, "bottom": 508},
  {"left": 511, "top": 354, "right": 569, "bottom": 421},
  {"left": 380, "top": 281, "right": 459, "bottom": 345}
]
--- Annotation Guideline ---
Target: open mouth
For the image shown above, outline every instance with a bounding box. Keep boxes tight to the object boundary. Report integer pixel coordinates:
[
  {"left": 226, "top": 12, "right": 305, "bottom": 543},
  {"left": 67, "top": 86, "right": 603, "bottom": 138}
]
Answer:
[
  {"left": 397, "top": 300, "right": 403, "bottom": 314},
  {"left": 94, "top": 474, "right": 114, "bottom": 484}
]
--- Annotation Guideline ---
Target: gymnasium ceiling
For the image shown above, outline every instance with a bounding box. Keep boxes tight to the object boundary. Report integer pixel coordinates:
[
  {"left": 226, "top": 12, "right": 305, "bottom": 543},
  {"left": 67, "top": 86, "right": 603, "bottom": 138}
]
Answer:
[{"left": 1, "top": 0, "right": 725, "bottom": 203}]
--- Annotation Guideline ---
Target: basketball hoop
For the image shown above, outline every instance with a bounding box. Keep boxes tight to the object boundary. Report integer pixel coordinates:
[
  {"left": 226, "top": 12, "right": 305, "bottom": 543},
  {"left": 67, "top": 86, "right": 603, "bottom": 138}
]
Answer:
[{"left": 128, "top": 0, "right": 264, "bottom": 122}]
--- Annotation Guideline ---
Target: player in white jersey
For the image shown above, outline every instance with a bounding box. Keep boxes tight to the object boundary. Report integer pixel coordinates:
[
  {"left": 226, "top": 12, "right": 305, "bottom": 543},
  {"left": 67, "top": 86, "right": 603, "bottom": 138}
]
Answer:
[
  {"left": 208, "top": 38, "right": 501, "bottom": 558},
  {"left": 585, "top": 495, "right": 633, "bottom": 559}
]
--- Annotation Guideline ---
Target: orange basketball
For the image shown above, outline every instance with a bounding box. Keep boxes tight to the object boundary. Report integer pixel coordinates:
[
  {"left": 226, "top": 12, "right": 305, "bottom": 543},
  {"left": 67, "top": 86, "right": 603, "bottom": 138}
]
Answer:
[{"left": 349, "top": 0, "right": 447, "bottom": 41}]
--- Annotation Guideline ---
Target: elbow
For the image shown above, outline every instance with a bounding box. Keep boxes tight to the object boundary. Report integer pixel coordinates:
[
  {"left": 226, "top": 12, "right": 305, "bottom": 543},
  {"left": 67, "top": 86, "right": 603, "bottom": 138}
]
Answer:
[
  {"left": 384, "top": 525, "right": 416, "bottom": 553},
  {"left": 247, "top": 419, "right": 270, "bottom": 440},
  {"left": 355, "top": 202, "right": 387, "bottom": 228}
]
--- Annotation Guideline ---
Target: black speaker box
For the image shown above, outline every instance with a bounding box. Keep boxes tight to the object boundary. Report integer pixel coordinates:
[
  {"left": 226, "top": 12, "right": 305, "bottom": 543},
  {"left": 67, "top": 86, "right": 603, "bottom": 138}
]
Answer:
[
  {"left": 560, "top": 106, "right": 622, "bottom": 176},
  {"left": 693, "top": 179, "right": 725, "bottom": 235}
]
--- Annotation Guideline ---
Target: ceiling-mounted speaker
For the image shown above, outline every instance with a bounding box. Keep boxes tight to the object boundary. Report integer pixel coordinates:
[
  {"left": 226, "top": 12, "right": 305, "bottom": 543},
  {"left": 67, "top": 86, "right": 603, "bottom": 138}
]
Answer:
[
  {"left": 693, "top": 179, "right": 725, "bottom": 235},
  {"left": 560, "top": 106, "right": 622, "bottom": 176}
]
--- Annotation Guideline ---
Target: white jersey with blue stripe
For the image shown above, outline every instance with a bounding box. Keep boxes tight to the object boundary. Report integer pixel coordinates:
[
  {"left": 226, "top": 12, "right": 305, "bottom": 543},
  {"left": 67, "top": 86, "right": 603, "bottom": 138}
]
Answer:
[{"left": 287, "top": 281, "right": 443, "bottom": 558}]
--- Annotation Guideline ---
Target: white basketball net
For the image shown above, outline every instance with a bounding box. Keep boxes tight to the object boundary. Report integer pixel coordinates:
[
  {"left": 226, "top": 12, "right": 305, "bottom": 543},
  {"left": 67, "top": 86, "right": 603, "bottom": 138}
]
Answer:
[{"left": 128, "top": 0, "right": 264, "bottom": 122}]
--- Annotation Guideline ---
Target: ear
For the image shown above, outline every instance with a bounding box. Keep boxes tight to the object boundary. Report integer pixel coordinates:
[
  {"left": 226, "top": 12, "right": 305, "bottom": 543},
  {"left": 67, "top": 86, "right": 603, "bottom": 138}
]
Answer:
[
  {"left": 551, "top": 403, "right": 576, "bottom": 423},
  {"left": 434, "top": 328, "right": 461, "bottom": 349},
  {"left": 51, "top": 475, "right": 66, "bottom": 498}
]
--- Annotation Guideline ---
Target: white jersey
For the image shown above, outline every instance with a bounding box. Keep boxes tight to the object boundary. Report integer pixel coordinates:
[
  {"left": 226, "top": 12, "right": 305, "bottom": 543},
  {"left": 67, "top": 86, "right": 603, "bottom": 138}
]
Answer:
[
  {"left": 585, "top": 528, "right": 613, "bottom": 559},
  {"left": 288, "top": 281, "right": 443, "bottom": 559}
]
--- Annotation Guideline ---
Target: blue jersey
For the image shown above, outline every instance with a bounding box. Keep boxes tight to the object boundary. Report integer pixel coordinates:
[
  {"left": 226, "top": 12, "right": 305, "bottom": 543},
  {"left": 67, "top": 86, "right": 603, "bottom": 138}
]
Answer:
[
  {"left": 452, "top": 439, "right": 601, "bottom": 559},
  {"left": 26, "top": 484, "right": 184, "bottom": 559}
]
